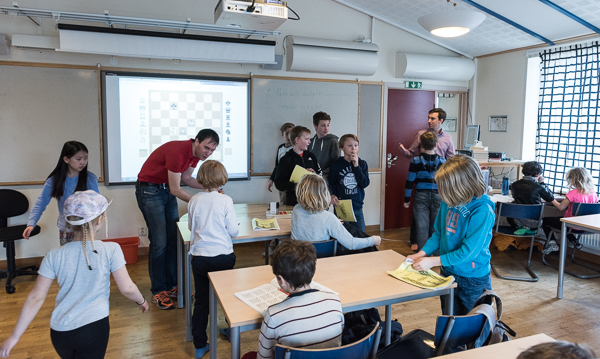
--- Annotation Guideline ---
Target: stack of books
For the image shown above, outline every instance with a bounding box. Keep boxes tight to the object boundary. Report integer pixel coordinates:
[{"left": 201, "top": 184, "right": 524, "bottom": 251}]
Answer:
[{"left": 471, "top": 143, "right": 489, "bottom": 163}]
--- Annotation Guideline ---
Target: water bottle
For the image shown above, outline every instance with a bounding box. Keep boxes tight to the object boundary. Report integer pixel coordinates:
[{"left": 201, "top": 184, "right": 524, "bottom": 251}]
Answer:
[{"left": 501, "top": 176, "right": 509, "bottom": 196}]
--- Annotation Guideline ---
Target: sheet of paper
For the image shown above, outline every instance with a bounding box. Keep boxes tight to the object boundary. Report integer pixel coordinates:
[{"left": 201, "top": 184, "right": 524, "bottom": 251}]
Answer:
[
  {"left": 335, "top": 199, "right": 356, "bottom": 222},
  {"left": 252, "top": 217, "right": 280, "bottom": 231},
  {"left": 290, "top": 165, "right": 315, "bottom": 183},
  {"left": 387, "top": 260, "right": 455, "bottom": 291}
]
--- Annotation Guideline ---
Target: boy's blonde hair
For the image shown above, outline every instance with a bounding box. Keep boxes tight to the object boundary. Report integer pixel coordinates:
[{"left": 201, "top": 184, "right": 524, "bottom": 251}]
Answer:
[
  {"left": 566, "top": 167, "right": 596, "bottom": 194},
  {"left": 196, "top": 160, "right": 228, "bottom": 189},
  {"left": 296, "top": 175, "right": 330, "bottom": 213},
  {"left": 338, "top": 134, "right": 359, "bottom": 149},
  {"left": 435, "top": 155, "right": 486, "bottom": 207}
]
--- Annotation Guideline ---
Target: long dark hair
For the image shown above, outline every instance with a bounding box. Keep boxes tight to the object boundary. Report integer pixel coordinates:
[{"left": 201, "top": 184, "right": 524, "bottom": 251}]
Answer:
[{"left": 48, "top": 141, "right": 89, "bottom": 199}]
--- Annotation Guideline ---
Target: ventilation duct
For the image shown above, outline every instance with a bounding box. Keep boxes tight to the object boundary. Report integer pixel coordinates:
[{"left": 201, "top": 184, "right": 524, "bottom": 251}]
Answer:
[
  {"left": 396, "top": 53, "right": 475, "bottom": 82},
  {"left": 285, "top": 36, "right": 379, "bottom": 76},
  {"left": 57, "top": 24, "right": 276, "bottom": 64}
]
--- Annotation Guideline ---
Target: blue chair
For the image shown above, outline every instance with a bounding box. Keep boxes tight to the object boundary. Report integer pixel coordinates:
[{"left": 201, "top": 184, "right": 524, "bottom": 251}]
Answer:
[
  {"left": 274, "top": 324, "right": 381, "bottom": 359},
  {"left": 491, "top": 203, "right": 545, "bottom": 282},
  {"left": 542, "top": 202, "right": 600, "bottom": 279},
  {"left": 0, "top": 189, "right": 41, "bottom": 294},
  {"left": 312, "top": 239, "right": 337, "bottom": 258},
  {"left": 377, "top": 313, "right": 487, "bottom": 358}
]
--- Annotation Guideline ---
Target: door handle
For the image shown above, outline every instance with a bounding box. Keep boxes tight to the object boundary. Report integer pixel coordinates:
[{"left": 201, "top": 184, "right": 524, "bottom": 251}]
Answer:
[{"left": 387, "top": 153, "right": 398, "bottom": 169}]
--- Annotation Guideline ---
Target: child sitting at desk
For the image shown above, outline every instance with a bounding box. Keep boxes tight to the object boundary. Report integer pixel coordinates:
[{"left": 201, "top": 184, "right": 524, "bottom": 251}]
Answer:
[
  {"left": 408, "top": 155, "right": 495, "bottom": 315},
  {"left": 291, "top": 175, "right": 380, "bottom": 252},
  {"left": 188, "top": 160, "right": 239, "bottom": 359},
  {"left": 508, "top": 161, "right": 555, "bottom": 233},
  {"left": 242, "top": 239, "right": 344, "bottom": 359},
  {"left": 541, "top": 167, "right": 599, "bottom": 254}
]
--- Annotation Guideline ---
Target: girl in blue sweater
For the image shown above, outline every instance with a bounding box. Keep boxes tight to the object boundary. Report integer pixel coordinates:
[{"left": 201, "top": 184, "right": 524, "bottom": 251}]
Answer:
[
  {"left": 407, "top": 155, "right": 495, "bottom": 315},
  {"left": 23, "top": 141, "right": 99, "bottom": 246}
]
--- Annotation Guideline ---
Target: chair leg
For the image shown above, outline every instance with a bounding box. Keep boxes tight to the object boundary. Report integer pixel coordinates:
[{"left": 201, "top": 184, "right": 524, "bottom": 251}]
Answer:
[
  {"left": 1, "top": 240, "right": 38, "bottom": 294},
  {"left": 542, "top": 245, "right": 600, "bottom": 279},
  {"left": 491, "top": 236, "right": 539, "bottom": 282}
]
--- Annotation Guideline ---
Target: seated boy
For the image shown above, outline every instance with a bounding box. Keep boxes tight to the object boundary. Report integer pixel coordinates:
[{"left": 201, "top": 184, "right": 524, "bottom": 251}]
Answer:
[
  {"left": 508, "top": 161, "right": 554, "bottom": 234},
  {"left": 274, "top": 126, "right": 322, "bottom": 206},
  {"left": 328, "top": 134, "right": 370, "bottom": 232},
  {"left": 255, "top": 240, "right": 344, "bottom": 359}
]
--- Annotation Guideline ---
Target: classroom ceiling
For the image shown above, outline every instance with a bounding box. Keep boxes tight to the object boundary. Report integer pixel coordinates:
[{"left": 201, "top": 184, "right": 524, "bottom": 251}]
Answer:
[{"left": 334, "top": 0, "right": 600, "bottom": 58}]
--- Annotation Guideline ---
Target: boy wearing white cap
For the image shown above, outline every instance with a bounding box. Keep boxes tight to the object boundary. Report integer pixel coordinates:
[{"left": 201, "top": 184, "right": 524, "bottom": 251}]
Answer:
[{"left": 0, "top": 190, "right": 148, "bottom": 359}]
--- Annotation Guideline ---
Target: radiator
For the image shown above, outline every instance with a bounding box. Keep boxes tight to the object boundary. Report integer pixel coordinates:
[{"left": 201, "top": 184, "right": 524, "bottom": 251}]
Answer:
[{"left": 543, "top": 205, "right": 600, "bottom": 256}]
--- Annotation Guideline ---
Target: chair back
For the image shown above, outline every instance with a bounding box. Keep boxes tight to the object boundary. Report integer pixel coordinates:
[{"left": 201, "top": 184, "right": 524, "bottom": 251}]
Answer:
[
  {"left": 433, "top": 313, "right": 487, "bottom": 356},
  {"left": 572, "top": 202, "right": 600, "bottom": 217},
  {"left": 312, "top": 239, "right": 337, "bottom": 258},
  {"left": 275, "top": 324, "right": 381, "bottom": 359},
  {"left": 0, "top": 190, "right": 30, "bottom": 227},
  {"left": 495, "top": 203, "right": 544, "bottom": 232}
]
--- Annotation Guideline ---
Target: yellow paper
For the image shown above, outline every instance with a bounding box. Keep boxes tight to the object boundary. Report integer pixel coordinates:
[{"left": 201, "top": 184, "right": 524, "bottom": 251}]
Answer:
[
  {"left": 252, "top": 217, "right": 280, "bottom": 231},
  {"left": 387, "top": 261, "right": 455, "bottom": 291},
  {"left": 335, "top": 199, "right": 356, "bottom": 222},
  {"left": 289, "top": 165, "right": 314, "bottom": 183}
]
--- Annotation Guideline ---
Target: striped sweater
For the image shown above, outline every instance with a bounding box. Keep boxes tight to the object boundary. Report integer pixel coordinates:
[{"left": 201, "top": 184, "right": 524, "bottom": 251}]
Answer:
[
  {"left": 404, "top": 153, "right": 446, "bottom": 203},
  {"left": 257, "top": 289, "right": 344, "bottom": 359}
]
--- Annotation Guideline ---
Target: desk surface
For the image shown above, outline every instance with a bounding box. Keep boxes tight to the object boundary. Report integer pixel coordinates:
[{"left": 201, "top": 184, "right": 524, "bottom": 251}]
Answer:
[
  {"left": 437, "top": 333, "right": 554, "bottom": 358},
  {"left": 560, "top": 213, "right": 600, "bottom": 232},
  {"left": 208, "top": 250, "right": 456, "bottom": 328},
  {"left": 177, "top": 203, "right": 293, "bottom": 244}
]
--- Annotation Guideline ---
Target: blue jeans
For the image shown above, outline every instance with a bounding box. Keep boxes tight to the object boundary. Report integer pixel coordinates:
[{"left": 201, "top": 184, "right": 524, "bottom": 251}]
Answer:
[
  {"left": 440, "top": 267, "right": 492, "bottom": 315},
  {"left": 413, "top": 189, "right": 442, "bottom": 250},
  {"left": 135, "top": 185, "right": 179, "bottom": 295},
  {"left": 347, "top": 208, "right": 366, "bottom": 232}
]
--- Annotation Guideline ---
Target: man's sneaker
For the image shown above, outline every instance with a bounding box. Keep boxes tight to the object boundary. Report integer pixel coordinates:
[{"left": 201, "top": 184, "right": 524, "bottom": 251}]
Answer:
[
  {"left": 166, "top": 287, "right": 178, "bottom": 299},
  {"left": 151, "top": 291, "right": 174, "bottom": 310}
]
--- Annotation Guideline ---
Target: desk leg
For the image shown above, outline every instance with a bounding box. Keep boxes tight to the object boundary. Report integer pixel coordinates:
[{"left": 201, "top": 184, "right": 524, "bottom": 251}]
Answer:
[
  {"left": 209, "top": 282, "right": 218, "bottom": 359},
  {"left": 446, "top": 288, "right": 454, "bottom": 315},
  {"left": 384, "top": 304, "right": 392, "bottom": 346},
  {"left": 264, "top": 241, "right": 269, "bottom": 265},
  {"left": 186, "top": 244, "right": 193, "bottom": 342},
  {"left": 177, "top": 231, "right": 184, "bottom": 308},
  {"left": 231, "top": 327, "right": 241, "bottom": 359},
  {"left": 558, "top": 222, "right": 567, "bottom": 299}
]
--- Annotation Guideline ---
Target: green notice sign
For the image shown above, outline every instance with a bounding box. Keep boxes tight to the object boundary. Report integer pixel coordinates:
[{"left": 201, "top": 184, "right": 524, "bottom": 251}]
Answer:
[{"left": 405, "top": 81, "right": 422, "bottom": 89}]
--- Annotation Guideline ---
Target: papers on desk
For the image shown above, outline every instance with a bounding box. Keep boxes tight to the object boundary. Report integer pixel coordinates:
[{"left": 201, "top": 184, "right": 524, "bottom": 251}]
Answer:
[
  {"left": 387, "top": 259, "right": 455, "bottom": 291},
  {"left": 335, "top": 199, "right": 356, "bottom": 222},
  {"left": 234, "top": 278, "right": 338, "bottom": 316},
  {"left": 490, "top": 194, "right": 513, "bottom": 204},
  {"left": 252, "top": 217, "right": 280, "bottom": 231},
  {"left": 290, "top": 165, "right": 316, "bottom": 183},
  {"left": 265, "top": 210, "right": 292, "bottom": 219}
]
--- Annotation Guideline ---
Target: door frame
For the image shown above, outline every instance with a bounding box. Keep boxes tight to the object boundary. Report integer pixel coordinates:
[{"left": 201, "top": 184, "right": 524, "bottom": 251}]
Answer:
[{"left": 379, "top": 82, "right": 469, "bottom": 230}]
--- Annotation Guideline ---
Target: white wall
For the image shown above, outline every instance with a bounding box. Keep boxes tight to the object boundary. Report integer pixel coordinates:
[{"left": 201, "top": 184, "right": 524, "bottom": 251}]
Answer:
[
  {"left": 474, "top": 50, "right": 529, "bottom": 160},
  {"left": 0, "top": 0, "right": 462, "bottom": 260}
]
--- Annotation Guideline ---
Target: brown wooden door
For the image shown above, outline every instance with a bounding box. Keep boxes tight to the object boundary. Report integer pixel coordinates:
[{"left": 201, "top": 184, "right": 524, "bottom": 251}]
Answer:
[{"left": 384, "top": 89, "right": 435, "bottom": 229}]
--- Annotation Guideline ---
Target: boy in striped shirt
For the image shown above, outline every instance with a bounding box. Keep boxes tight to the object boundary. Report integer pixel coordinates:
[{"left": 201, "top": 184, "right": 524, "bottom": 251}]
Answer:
[
  {"left": 255, "top": 240, "right": 344, "bottom": 359},
  {"left": 404, "top": 131, "right": 447, "bottom": 251}
]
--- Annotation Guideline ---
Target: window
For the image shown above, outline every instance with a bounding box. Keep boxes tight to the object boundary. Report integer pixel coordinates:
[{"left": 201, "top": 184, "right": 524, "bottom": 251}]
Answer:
[{"left": 535, "top": 42, "right": 600, "bottom": 194}]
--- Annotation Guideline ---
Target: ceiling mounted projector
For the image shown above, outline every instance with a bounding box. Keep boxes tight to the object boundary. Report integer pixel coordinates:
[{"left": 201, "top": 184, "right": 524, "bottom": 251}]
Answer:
[{"left": 214, "top": 0, "right": 288, "bottom": 31}]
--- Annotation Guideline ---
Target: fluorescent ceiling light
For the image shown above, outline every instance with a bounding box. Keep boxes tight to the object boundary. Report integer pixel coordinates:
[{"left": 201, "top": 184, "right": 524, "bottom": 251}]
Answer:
[{"left": 418, "top": 10, "right": 486, "bottom": 38}]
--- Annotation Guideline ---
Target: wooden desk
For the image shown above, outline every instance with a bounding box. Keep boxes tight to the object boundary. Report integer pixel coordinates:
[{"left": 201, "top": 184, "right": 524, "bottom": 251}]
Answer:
[
  {"left": 479, "top": 160, "right": 524, "bottom": 180},
  {"left": 557, "top": 214, "right": 600, "bottom": 299},
  {"left": 208, "top": 250, "right": 456, "bottom": 359},
  {"left": 176, "top": 203, "right": 293, "bottom": 341},
  {"left": 437, "top": 333, "right": 554, "bottom": 358}
]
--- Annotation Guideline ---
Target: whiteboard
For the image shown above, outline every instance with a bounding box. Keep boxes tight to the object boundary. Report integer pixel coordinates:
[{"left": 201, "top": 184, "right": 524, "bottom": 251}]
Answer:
[
  {"left": 252, "top": 77, "right": 359, "bottom": 175},
  {"left": 0, "top": 64, "right": 101, "bottom": 184}
]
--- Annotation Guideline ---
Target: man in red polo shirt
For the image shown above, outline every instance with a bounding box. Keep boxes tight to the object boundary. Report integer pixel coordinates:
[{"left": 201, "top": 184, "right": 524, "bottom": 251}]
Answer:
[{"left": 135, "top": 129, "right": 219, "bottom": 310}]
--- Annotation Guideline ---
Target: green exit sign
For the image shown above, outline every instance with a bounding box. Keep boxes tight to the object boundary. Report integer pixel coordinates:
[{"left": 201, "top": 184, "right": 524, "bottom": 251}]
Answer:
[{"left": 405, "top": 81, "right": 423, "bottom": 89}]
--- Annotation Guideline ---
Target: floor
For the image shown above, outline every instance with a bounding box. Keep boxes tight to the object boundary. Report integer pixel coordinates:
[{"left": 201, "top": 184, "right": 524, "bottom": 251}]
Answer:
[{"left": 2, "top": 228, "right": 600, "bottom": 358}]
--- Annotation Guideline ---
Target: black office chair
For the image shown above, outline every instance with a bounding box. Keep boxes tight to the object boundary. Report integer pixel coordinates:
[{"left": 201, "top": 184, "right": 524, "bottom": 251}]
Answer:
[
  {"left": 0, "top": 189, "right": 41, "bottom": 293},
  {"left": 542, "top": 202, "right": 600, "bottom": 279},
  {"left": 491, "top": 203, "right": 545, "bottom": 282}
]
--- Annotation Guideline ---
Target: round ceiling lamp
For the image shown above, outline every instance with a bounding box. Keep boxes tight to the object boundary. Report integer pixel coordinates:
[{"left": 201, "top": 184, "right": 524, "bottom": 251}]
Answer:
[{"left": 418, "top": 10, "right": 486, "bottom": 38}]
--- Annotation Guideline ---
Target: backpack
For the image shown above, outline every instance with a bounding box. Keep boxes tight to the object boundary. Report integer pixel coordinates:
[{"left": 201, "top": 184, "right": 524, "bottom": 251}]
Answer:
[
  {"left": 342, "top": 308, "right": 403, "bottom": 350},
  {"left": 469, "top": 289, "right": 516, "bottom": 347}
]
